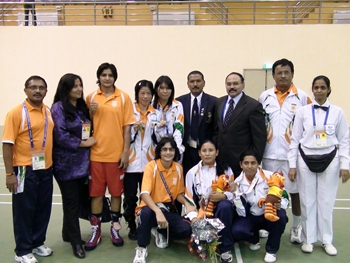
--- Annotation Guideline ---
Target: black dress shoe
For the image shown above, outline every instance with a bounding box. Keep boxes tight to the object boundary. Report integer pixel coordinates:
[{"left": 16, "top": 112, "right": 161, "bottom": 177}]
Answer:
[{"left": 72, "top": 244, "right": 85, "bottom": 259}]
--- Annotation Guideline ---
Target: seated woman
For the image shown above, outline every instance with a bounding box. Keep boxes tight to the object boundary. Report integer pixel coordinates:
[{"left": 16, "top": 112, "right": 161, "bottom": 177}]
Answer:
[
  {"left": 185, "top": 140, "right": 235, "bottom": 263},
  {"left": 133, "top": 136, "right": 197, "bottom": 263},
  {"left": 232, "top": 150, "right": 288, "bottom": 263}
]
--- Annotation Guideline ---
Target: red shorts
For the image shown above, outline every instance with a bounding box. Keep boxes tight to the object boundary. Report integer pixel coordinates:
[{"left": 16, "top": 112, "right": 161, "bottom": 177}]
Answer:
[{"left": 89, "top": 161, "right": 125, "bottom": 197}]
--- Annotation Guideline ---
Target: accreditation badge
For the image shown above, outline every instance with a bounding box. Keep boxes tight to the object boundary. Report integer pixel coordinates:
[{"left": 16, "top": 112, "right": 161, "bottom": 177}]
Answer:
[
  {"left": 290, "top": 103, "right": 297, "bottom": 112},
  {"left": 32, "top": 150, "right": 45, "bottom": 170},
  {"left": 82, "top": 122, "right": 91, "bottom": 140},
  {"left": 325, "top": 124, "right": 335, "bottom": 135},
  {"left": 313, "top": 130, "right": 327, "bottom": 147}
]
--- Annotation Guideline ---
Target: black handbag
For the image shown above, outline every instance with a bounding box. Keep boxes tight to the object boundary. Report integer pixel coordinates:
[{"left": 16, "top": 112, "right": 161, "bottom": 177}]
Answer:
[
  {"left": 299, "top": 144, "right": 337, "bottom": 173},
  {"left": 79, "top": 182, "right": 111, "bottom": 223}
]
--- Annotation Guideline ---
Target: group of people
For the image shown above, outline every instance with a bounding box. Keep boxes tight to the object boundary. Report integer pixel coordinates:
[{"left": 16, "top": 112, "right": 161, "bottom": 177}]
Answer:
[{"left": 2, "top": 58, "right": 349, "bottom": 263}]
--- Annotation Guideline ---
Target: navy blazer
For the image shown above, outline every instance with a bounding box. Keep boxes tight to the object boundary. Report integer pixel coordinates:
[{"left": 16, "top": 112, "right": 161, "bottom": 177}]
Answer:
[
  {"left": 176, "top": 92, "right": 217, "bottom": 148},
  {"left": 213, "top": 92, "right": 266, "bottom": 176}
]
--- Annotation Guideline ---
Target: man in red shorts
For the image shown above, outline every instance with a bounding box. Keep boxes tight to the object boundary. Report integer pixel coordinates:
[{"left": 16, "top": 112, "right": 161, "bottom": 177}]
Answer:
[{"left": 85, "top": 63, "right": 135, "bottom": 250}]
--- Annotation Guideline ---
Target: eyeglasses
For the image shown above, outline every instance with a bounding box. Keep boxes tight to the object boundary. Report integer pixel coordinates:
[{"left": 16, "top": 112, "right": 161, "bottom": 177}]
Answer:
[
  {"left": 161, "top": 147, "right": 175, "bottom": 153},
  {"left": 27, "top": 86, "right": 47, "bottom": 92},
  {"left": 226, "top": 82, "right": 242, "bottom": 87},
  {"left": 275, "top": 71, "right": 291, "bottom": 76}
]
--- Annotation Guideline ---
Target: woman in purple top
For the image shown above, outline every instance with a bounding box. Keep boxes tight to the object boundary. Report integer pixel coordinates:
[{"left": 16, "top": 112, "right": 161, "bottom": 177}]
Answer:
[{"left": 51, "top": 73, "right": 97, "bottom": 259}]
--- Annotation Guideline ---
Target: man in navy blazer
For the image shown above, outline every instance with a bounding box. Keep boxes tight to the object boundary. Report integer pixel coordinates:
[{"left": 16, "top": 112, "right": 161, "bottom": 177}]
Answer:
[
  {"left": 176, "top": 70, "right": 217, "bottom": 176},
  {"left": 213, "top": 72, "right": 266, "bottom": 178}
]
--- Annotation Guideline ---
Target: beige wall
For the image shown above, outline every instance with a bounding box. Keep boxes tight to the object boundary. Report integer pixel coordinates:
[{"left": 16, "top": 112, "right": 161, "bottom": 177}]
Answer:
[{"left": 0, "top": 25, "right": 350, "bottom": 124}]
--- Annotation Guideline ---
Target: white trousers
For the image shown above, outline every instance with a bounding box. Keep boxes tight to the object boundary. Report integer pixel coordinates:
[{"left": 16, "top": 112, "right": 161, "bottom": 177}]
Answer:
[{"left": 296, "top": 153, "right": 339, "bottom": 244}]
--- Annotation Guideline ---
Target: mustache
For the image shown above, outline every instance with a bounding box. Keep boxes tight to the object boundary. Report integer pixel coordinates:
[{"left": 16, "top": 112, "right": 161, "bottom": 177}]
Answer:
[{"left": 229, "top": 88, "right": 237, "bottom": 93}]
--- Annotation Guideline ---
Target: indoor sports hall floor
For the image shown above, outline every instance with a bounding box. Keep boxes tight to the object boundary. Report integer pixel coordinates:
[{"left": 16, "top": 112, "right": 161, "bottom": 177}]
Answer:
[{"left": 0, "top": 127, "right": 349, "bottom": 263}]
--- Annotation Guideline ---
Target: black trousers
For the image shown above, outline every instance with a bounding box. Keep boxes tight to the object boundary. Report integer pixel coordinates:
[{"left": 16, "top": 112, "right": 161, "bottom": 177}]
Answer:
[
  {"left": 57, "top": 177, "right": 87, "bottom": 246},
  {"left": 123, "top": 172, "right": 143, "bottom": 222},
  {"left": 24, "top": 3, "right": 37, "bottom": 26},
  {"left": 13, "top": 166, "right": 53, "bottom": 256},
  {"left": 182, "top": 145, "right": 201, "bottom": 177}
]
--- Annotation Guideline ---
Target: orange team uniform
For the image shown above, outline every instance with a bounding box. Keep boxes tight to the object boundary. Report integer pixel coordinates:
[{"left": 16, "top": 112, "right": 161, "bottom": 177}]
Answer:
[
  {"left": 135, "top": 159, "right": 185, "bottom": 215},
  {"left": 86, "top": 87, "right": 135, "bottom": 162},
  {"left": 2, "top": 99, "right": 54, "bottom": 168}
]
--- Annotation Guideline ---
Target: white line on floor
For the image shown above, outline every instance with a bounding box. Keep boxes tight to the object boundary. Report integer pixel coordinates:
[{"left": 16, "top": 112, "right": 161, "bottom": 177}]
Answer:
[{"left": 234, "top": 243, "right": 243, "bottom": 263}]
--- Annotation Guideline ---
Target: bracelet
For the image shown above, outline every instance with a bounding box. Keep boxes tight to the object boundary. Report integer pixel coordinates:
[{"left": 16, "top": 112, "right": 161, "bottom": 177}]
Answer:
[{"left": 6, "top": 172, "right": 15, "bottom": 176}]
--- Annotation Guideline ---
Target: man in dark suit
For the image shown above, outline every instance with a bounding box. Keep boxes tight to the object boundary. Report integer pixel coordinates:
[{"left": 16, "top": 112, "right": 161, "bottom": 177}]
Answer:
[
  {"left": 213, "top": 72, "right": 266, "bottom": 178},
  {"left": 176, "top": 70, "right": 217, "bottom": 176}
]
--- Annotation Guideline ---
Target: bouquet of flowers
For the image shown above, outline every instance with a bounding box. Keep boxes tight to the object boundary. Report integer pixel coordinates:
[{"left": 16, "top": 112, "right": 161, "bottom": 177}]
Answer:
[{"left": 188, "top": 218, "right": 225, "bottom": 262}]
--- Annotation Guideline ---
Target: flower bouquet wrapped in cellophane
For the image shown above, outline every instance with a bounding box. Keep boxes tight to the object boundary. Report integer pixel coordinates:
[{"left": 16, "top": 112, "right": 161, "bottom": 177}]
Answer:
[{"left": 188, "top": 218, "right": 225, "bottom": 262}]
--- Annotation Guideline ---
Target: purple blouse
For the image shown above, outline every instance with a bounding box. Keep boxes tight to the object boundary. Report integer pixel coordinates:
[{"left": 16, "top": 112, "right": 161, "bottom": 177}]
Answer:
[{"left": 51, "top": 101, "right": 90, "bottom": 181}]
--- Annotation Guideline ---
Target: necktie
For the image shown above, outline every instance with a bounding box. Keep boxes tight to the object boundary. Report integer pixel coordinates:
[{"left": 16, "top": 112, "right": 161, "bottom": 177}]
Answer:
[
  {"left": 190, "top": 97, "right": 199, "bottom": 141},
  {"left": 223, "top": 99, "right": 234, "bottom": 128},
  {"left": 314, "top": 105, "right": 328, "bottom": 111}
]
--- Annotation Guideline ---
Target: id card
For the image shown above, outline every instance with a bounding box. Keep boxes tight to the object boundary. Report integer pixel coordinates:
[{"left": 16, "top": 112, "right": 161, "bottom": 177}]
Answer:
[
  {"left": 313, "top": 130, "right": 327, "bottom": 147},
  {"left": 16, "top": 168, "right": 26, "bottom": 194},
  {"left": 82, "top": 123, "right": 91, "bottom": 140},
  {"left": 32, "top": 150, "right": 45, "bottom": 170}
]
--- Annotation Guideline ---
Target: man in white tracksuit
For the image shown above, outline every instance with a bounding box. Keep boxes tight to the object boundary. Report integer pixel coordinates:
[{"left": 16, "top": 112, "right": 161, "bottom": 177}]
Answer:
[{"left": 258, "top": 58, "right": 311, "bottom": 244}]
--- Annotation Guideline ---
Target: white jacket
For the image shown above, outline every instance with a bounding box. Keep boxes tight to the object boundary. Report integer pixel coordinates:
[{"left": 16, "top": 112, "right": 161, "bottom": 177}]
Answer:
[
  {"left": 234, "top": 168, "right": 288, "bottom": 216},
  {"left": 126, "top": 103, "right": 157, "bottom": 173},
  {"left": 185, "top": 161, "right": 234, "bottom": 203},
  {"left": 259, "top": 85, "right": 311, "bottom": 160},
  {"left": 154, "top": 99, "right": 185, "bottom": 154},
  {"left": 288, "top": 100, "right": 350, "bottom": 170}
]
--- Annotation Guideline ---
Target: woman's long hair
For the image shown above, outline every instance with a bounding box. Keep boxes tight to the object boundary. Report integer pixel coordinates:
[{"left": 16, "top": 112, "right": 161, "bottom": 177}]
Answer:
[{"left": 53, "top": 73, "right": 89, "bottom": 121}]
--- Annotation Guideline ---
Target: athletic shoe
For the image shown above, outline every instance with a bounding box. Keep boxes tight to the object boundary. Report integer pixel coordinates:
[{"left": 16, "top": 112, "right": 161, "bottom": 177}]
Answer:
[
  {"left": 264, "top": 252, "right": 276, "bottom": 263},
  {"left": 249, "top": 242, "right": 261, "bottom": 251},
  {"left": 259, "top": 229, "right": 269, "bottom": 238},
  {"left": 219, "top": 250, "right": 233, "bottom": 262},
  {"left": 301, "top": 243, "right": 313, "bottom": 253},
  {"left": 151, "top": 227, "right": 168, "bottom": 248},
  {"left": 290, "top": 224, "right": 302, "bottom": 244},
  {"left": 32, "top": 245, "right": 53, "bottom": 257},
  {"left": 133, "top": 247, "right": 148, "bottom": 263},
  {"left": 15, "top": 253, "right": 38, "bottom": 263},
  {"left": 322, "top": 244, "right": 337, "bottom": 256},
  {"left": 110, "top": 221, "right": 124, "bottom": 247},
  {"left": 85, "top": 215, "right": 101, "bottom": 251}
]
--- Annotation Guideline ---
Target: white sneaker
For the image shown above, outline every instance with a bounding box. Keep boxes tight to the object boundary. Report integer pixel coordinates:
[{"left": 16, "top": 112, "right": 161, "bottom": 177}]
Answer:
[
  {"left": 249, "top": 242, "right": 261, "bottom": 251},
  {"left": 151, "top": 227, "right": 168, "bottom": 248},
  {"left": 133, "top": 247, "right": 148, "bottom": 263},
  {"left": 219, "top": 250, "right": 233, "bottom": 262},
  {"left": 301, "top": 243, "right": 313, "bottom": 253},
  {"left": 15, "top": 253, "right": 38, "bottom": 263},
  {"left": 32, "top": 245, "right": 53, "bottom": 257},
  {"left": 264, "top": 252, "right": 276, "bottom": 263},
  {"left": 259, "top": 229, "right": 269, "bottom": 238},
  {"left": 290, "top": 224, "right": 302, "bottom": 244},
  {"left": 322, "top": 244, "right": 337, "bottom": 256}
]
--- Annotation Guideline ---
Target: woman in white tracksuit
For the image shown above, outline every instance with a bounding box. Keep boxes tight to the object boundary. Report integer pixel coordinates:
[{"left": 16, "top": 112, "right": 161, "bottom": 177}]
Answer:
[
  {"left": 288, "top": 75, "right": 350, "bottom": 256},
  {"left": 152, "top": 75, "right": 185, "bottom": 161},
  {"left": 123, "top": 80, "right": 157, "bottom": 240}
]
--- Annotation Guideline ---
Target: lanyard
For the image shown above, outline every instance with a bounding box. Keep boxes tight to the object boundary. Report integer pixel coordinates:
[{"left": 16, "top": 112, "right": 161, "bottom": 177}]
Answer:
[
  {"left": 22, "top": 102, "right": 48, "bottom": 149},
  {"left": 194, "top": 162, "right": 216, "bottom": 198},
  {"left": 312, "top": 105, "right": 330, "bottom": 127}
]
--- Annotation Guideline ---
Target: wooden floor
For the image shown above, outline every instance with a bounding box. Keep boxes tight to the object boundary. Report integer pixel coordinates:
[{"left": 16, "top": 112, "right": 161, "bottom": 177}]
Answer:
[{"left": 0, "top": 128, "right": 349, "bottom": 262}]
